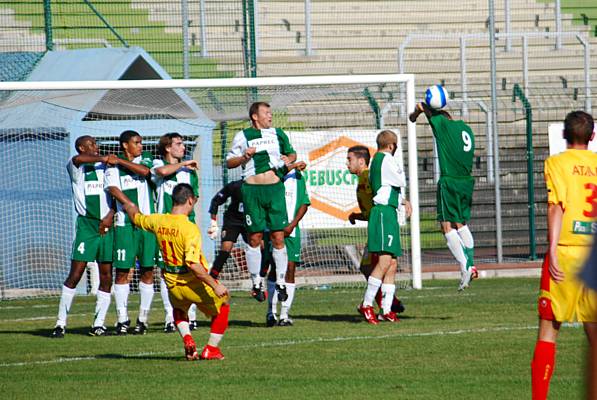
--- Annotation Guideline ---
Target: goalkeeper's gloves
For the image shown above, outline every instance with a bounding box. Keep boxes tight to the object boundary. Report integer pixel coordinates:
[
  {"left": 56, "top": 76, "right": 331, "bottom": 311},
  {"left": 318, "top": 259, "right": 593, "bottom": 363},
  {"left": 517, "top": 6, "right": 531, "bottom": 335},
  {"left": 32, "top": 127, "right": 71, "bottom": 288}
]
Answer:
[{"left": 207, "top": 219, "right": 219, "bottom": 240}]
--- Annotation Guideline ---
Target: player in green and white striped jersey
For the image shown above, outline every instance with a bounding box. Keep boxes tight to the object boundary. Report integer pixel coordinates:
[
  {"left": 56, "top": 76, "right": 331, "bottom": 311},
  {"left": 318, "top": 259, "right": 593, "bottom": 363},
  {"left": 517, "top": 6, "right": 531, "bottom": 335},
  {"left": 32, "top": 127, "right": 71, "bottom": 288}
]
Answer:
[
  {"left": 52, "top": 136, "right": 118, "bottom": 338},
  {"left": 152, "top": 132, "right": 200, "bottom": 333},
  {"left": 266, "top": 162, "right": 310, "bottom": 326},
  {"left": 226, "top": 102, "right": 297, "bottom": 303},
  {"left": 105, "top": 130, "right": 157, "bottom": 335},
  {"left": 358, "top": 130, "right": 408, "bottom": 324}
]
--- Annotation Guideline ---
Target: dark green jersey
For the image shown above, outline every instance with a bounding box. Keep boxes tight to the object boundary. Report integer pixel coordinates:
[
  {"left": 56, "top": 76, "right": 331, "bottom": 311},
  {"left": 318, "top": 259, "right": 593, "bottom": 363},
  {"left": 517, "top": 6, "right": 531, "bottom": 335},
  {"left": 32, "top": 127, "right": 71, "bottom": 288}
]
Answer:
[{"left": 429, "top": 114, "right": 475, "bottom": 177}]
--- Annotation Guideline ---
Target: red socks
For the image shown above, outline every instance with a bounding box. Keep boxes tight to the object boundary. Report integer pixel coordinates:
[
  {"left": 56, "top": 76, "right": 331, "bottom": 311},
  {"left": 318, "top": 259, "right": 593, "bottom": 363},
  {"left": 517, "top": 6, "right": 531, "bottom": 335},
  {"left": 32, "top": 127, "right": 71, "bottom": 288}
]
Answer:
[
  {"left": 531, "top": 340, "right": 556, "bottom": 400},
  {"left": 210, "top": 304, "right": 230, "bottom": 335}
]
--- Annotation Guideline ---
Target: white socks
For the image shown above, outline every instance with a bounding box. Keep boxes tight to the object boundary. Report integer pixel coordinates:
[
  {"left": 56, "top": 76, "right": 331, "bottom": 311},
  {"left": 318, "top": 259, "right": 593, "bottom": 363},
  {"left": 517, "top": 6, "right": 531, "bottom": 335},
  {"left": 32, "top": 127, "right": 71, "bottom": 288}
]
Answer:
[
  {"left": 208, "top": 333, "right": 223, "bottom": 347},
  {"left": 176, "top": 321, "right": 191, "bottom": 338},
  {"left": 114, "top": 283, "right": 130, "bottom": 323},
  {"left": 160, "top": 278, "right": 174, "bottom": 324},
  {"left": 381, "top": 284, "right": 396, "bottom": 315},
  {"left": 445, "top": 229, "right": 468, "bottom": 273},
  {"left": 188, "top": 304, "right": 197, "bottom": 321},
  {"left": 363, "top": 276, "right": 382, "bottom": 307},
  {"left": 245, "top": 245, "right": 262, "bottom": 287},
  {"left": 458, "top": 225, "right": 474, "bottom": 248},
  {"left": 92, "top": 290, "right": 111, "bottom": 327},
  {"left": 279, "top": 283, "right": 296, "bottom": 320},
  {"left": 272, "top": 247, "right": 288, "bottom": 286},
  {"left": 56, "top": 285, "right": 76, "bottom": 327},
  {"left": 138, "top": 282, "right": 154, "bottom": 323}
]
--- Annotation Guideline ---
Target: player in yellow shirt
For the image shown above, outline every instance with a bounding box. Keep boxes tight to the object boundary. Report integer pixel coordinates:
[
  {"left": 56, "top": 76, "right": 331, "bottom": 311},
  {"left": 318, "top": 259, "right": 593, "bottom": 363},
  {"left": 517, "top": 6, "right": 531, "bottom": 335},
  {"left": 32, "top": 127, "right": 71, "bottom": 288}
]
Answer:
[
  {"left": 346, "top": 145, "right": 406, "bottom": 317},
  {"left": 531, "top": 111, "right": 597, "bottom": 399},
  {"left": 123, "top": 183, "right": 230, "bottom": 361}
]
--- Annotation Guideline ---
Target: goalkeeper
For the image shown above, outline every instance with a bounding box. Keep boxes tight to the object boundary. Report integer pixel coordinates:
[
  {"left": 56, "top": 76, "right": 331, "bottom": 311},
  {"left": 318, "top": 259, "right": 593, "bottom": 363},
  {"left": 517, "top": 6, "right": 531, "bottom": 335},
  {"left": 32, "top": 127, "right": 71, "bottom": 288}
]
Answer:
[
  {"left": 410, "top": 102, "right": 477, "bottom": 291},
  {"left": 124, "top": 183, "right": 230, "bottom": 361},
  {"left": 205, "top": 179, "right": 247, "bottom": 280}
]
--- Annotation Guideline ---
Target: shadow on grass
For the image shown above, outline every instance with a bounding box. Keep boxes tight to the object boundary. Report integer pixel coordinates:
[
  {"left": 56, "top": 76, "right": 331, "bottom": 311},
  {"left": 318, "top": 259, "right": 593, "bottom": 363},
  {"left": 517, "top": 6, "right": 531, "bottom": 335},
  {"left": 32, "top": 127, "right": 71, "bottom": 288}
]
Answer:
[
  {"left": 95, "top": 353, "right": 181, "bottom": 361},
  {"left": 292, "top": 314, "right": 453, "bottom": 322}
]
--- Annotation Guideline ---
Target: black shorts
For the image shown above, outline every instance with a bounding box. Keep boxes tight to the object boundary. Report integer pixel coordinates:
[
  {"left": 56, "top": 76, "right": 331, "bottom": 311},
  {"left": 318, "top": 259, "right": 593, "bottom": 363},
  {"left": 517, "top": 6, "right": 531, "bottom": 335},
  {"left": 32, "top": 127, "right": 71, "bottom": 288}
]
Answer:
[{"left": 221, "top": 224, "right": 248, "bottom": 244}]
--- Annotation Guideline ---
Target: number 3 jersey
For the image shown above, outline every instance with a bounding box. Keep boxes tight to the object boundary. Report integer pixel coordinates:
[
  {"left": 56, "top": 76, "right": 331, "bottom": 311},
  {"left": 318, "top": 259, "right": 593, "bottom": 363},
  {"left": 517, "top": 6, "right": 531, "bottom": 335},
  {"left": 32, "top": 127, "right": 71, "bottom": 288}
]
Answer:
[
  {"left": 429, "top": 114, "right": 475, "bottom": 177},
  {"left": 545, "top": 149, "right": 597, "bottom": 246}
]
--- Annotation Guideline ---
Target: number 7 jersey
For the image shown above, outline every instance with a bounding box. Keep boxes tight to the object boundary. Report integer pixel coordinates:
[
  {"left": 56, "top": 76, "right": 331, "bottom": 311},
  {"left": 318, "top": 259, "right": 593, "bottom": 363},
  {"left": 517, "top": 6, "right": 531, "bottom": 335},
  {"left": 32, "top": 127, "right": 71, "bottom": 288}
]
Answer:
[{"left": 545, "top": 149, "right": 597, "bottom": 246}]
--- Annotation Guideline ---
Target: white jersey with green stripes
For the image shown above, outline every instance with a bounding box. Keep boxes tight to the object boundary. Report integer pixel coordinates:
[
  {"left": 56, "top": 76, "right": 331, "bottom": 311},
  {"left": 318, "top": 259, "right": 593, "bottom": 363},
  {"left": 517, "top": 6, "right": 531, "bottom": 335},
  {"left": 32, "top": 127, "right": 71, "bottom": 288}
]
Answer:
[
  {"left": 67, "top": 159, "right": 112, "bottom": 220},
  {"left": 283, "top": 170, "right": 310, "bottom": 238},
  {"left": 226, "top": 127, "right": 295, "bottom": 179},
  {"left": 151, "top": 159, "right": 199, "bottom": 220},
  {"left": 104, "top": 152, "right": 155, "bottom": 227}
]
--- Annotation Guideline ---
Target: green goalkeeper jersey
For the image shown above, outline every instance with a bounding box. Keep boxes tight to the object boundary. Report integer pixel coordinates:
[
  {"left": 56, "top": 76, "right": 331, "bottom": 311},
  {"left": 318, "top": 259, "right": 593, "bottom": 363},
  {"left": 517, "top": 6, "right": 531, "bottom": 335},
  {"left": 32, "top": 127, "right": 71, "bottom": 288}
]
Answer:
[
  {"left": 429, "top": 114, "right": 475, "bottom": 177},
  {"left": 104, "top": 151, "right": 155, "bottom": 227},
  {"left": 226, "top": 127, "right": 295, "bottom": 178},
  {"left": 151, "top": 159, "right": 199, "bottom": 222}
]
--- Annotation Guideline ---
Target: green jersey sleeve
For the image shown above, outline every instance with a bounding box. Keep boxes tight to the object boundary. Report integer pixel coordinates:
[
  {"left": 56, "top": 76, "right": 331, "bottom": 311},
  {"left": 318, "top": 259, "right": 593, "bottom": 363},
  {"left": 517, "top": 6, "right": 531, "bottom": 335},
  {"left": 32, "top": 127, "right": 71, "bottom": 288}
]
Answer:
[{"left": 276, "top": 128, "right": 296, "bottom": 156}]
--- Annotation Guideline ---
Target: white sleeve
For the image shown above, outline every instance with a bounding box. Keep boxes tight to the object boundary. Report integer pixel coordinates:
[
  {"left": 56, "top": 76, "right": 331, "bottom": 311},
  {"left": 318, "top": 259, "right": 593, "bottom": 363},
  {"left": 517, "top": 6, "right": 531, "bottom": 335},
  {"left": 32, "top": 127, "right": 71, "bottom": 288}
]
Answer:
[
  {"left": 226, "top": 131, "right": 246, "bottom": 160},
  {"left": 150, "top": 159, "right": 165, "bottom": 184},
  {"left": 382, "top": 155, "right": 406, "bottom": 188},
  {"left": 104, "top": 166, "right": 120, "bottom": 190},
  {"left": 66, "top": 159, "right": 82, "bottom": 183}
]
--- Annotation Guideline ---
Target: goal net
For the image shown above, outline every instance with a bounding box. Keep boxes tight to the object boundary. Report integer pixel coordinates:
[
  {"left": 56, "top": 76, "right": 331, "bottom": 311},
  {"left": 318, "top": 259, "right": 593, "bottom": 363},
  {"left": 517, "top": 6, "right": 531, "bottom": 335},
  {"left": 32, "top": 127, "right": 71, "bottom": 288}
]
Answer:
[{"left": 0, "top": 75, "right": 420, "bottom": 299}]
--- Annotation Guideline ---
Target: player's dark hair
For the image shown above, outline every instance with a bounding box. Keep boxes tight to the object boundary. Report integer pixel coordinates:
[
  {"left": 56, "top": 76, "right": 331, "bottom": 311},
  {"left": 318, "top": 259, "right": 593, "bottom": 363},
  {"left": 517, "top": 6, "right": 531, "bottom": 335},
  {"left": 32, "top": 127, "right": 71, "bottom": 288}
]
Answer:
[
  {"left": 564, "top": 111, "right": 594, "bottom": 145},
  {"left": 157, "top": 132, "right": 183, "bottom": 157},
  {"left": 119, "top": 130, "right": 141, "bottom": 151},
  {"left": 74, "top": 135, "right": 94, "bottom": 153},
  {"left": 172, "top": 183, "right": 196, "bottom": 206},
  {"left": 348, "top": 145, "right": 371, "bottom": 166},
  {"left": 249, "top": 102, "right": 270, "bottom": 125},
  {"left": 376, "top": 130, "right": 398, "bottom": 149}
]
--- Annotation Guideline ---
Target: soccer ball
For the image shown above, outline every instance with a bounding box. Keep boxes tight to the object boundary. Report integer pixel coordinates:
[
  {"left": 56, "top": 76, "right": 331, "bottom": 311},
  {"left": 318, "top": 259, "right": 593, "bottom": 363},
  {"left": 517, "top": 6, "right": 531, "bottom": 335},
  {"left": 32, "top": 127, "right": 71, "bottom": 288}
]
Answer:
[{"left": 424, "top": 85, "right": 449, "bottom": 109}]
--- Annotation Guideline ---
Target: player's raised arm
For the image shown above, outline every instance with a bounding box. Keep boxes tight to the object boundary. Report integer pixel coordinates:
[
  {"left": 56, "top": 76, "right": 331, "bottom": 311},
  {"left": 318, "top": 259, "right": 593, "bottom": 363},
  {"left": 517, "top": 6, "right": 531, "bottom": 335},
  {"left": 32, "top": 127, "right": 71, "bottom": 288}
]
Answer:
[
  {"left": 187, "top": 262, "right": 228, "bottom": 298},
  {"left": 116, "top": 157, "right": 151, "bottom": 178},
  {"left": 154, "top": 160, "right": 198, "bottom": 177}
]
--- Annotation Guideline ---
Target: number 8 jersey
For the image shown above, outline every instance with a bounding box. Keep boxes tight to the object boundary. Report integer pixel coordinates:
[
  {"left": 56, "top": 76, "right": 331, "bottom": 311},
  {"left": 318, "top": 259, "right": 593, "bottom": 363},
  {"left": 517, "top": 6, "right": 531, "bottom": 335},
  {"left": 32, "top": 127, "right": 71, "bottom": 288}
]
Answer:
[
  {"left": 545, "top": 149, "right": 597, "bottom": 246},
  {"left": 429, "top": 114, "right": 475, "bottom": 177}
]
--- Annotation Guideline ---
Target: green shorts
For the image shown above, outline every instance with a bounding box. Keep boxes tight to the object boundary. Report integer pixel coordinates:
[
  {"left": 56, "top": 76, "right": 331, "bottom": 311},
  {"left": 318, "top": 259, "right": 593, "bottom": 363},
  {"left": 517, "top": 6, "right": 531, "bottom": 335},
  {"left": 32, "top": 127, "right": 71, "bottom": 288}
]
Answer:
[
  {"left": 437, "top": 176, "right": 474, "bottom": 223},
  {"left": 367, "top": 205, "right": 402, "bottom": 257},
  {"left": 71, "top": 216, "right": 114, "bottom": 263},
  {"left": 113, "top": 224, "right": 157, "bottom": 270},
  {"left": 285, "top": 232, "right": 301, "bottom": 263},
  {"left": 241, "top": 181, "right": 288, "bottom": 233}
]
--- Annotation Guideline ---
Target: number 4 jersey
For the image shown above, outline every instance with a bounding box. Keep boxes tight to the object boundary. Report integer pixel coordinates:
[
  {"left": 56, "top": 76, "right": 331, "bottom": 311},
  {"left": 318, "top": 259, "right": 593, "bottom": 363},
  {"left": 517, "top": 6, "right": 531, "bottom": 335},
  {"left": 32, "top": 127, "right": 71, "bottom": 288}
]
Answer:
[
  {"left": 429, "top": 114, "right": 475, "bottom": 177},
  {"left": 545, "top": 149, "right": 597, "bottom": 246}
]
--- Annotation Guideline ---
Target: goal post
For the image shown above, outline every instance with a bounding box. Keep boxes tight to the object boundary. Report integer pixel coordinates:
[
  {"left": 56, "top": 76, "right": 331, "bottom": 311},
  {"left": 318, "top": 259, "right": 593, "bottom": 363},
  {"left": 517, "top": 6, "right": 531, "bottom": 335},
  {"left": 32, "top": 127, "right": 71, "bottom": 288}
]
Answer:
[{"left": 0, "top": 74, "right": 421, "bottom": 298}]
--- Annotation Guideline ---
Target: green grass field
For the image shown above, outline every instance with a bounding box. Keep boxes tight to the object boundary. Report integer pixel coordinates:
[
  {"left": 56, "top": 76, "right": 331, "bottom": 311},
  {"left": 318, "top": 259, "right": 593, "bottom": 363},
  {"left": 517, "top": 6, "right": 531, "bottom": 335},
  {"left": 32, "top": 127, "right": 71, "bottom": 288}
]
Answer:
[{"left": 0, "top": 278, "right": 588, "bottom": 399}]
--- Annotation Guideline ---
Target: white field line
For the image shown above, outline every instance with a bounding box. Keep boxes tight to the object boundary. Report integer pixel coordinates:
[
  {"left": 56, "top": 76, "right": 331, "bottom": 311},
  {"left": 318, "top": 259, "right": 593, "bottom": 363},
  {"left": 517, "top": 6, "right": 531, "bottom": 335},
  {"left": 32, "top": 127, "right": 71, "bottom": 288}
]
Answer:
[
  {"left": 0, "top": 324, "right": 540, "bottom": 368},
  {"left": 1, "top": 314, "right": 89, "bottom": 323}
]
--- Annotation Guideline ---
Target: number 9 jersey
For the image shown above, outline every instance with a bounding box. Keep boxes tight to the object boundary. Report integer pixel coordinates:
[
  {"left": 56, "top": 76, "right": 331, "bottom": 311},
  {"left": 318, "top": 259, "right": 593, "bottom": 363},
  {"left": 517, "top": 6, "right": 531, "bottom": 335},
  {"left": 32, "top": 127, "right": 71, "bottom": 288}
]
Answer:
[
  {"left": 545, "top": 149, "right": 597, "bottom": 246},
  {"left": 429, "top": 114, "right": 475, "bottom": 177}
]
